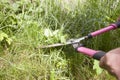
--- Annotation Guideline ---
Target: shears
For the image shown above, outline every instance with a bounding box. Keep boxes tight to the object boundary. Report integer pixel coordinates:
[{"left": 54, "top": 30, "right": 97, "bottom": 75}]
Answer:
[{"left": 41, "top": 21, "right": 120, "bottom": 60}]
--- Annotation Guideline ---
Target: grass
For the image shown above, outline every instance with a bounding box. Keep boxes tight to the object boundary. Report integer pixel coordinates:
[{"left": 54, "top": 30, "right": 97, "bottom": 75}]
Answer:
[{"left": 0, "top": 0, "right": 120, "bottom": 80}]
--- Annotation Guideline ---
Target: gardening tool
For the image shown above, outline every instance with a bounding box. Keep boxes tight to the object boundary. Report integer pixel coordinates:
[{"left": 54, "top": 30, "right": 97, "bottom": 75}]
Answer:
[
  {"left": 41, "top": 21, "right": 120, "bottom": 60},
  {"left": 71, "top": 21, "right": 120, "bottom": 60}
]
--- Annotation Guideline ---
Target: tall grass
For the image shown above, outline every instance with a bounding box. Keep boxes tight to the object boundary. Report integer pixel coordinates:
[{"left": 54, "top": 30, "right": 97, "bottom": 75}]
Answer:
[{"left": 0, "top": 0, "right": 120, "bottom": 80}]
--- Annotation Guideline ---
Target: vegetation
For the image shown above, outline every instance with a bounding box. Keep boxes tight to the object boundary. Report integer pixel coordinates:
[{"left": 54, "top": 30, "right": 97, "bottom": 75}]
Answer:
[{"left": 0, "top": 0, "right": 120, "bottom": 80}]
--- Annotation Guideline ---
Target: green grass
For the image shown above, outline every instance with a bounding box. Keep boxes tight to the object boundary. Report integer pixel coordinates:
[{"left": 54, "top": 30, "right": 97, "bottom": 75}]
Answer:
[{"left": 0, "top": 0, "right": 120, "bottom": 80}]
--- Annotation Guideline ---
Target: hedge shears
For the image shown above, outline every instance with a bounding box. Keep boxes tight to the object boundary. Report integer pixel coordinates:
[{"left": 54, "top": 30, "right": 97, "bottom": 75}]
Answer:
[{"left": 41, "top": 21, "right": 120, "bottom": 60}]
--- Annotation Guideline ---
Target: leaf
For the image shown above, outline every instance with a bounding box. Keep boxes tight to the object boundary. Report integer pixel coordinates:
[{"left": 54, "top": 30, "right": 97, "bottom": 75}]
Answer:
[
  {"left": 0, "top": 35, "right": 4, "bottom": 41},
  {"left": 0, "top": 31, "right": 13, "bottom": 45},
  {"left": 6, "top": 38, "right": 12, "bottom": 45},
  {"left": 0, "top": 31, "right": 8, "bottom": 41},
  {"left": 60, "top": 36, "right": 66, "bottom": 43},
  {"left": 53, "top": 30, "right": 59, "bottom": 35},
  {"left": 93, "top": 60, "right": 103, "bottom": 75},
  {"left": 44, "top": 28, "right": 53, "bottom": 37},
  {"left": 50, "top": 69, "right": 55, "bottom": 80},
  {"left": 105, "top": 16, "right": 115, "bottom": 22}
]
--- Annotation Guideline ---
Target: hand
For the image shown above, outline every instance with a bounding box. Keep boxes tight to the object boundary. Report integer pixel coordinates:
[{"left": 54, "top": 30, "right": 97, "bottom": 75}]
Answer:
[{"left": 99, "top": 48, "right": 120, "bottom": 80}]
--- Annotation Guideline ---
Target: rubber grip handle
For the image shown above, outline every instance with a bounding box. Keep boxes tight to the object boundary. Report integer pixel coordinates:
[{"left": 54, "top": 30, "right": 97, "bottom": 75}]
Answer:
[
  {"left": 77, "top": 47, "right": 98, "bottom": 57},
  {"left": 115, "top": 21, "right": 120, "bottom": 28},
  {"left": 88, "top": 24, "right": 117, "bottom": 38},
  {"left": 87, "top": 24, "right": 119, "bottom": 38},
  {"left": 93, "top": 51, "right": 106, "bottom": 60},
  {"left": 77, "top": 47, "right": 105, "bottom": 60}
]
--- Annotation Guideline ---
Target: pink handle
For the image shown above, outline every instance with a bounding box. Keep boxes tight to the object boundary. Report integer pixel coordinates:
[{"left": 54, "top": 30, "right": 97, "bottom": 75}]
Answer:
[
  {"left": 77, "top": 47, "right": 98, "bottom": 57},
  {"left": 91, "top": 24, "right": 117, "bottom": 37}
]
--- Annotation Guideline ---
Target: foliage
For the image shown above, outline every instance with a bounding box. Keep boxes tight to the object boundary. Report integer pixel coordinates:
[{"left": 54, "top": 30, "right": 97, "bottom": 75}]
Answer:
[
  {"left": 0, "top": 0, "right": 120, "bottom": 80},
  {"left": 0, "top": 31, "right": 12, "bottom": 45}
]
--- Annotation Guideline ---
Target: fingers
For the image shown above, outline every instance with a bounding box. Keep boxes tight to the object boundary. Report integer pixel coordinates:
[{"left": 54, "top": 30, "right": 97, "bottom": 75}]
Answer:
[
  {"left": 99, "top": 55, "right": 107, "bottom": 69},
  {"left": 99, "top": 50, "right": 120, "bottom": 79},
  {"left": 107, "top": 48, "right": 120, "bottom": 54},
  {"left": 99, "top": 55, "right": 116, "bottom": 77}
]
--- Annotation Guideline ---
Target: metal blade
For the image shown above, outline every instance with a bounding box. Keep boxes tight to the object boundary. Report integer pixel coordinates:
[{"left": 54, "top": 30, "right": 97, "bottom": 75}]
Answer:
[
  {"left": 39, "top": 43, "right": 66, "bottom": 48},
  {"left": 40, "top": 36, "right": 88, "bottom": 48}
]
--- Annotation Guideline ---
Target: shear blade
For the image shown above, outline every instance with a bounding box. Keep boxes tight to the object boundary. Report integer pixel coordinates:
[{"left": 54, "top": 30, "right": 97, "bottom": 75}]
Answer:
[
  {"left": 40, "top": 36, "right": 87, "bottom": 48},
  {"left": 40, "top": 43, "right": 66, "bottom": 48}
]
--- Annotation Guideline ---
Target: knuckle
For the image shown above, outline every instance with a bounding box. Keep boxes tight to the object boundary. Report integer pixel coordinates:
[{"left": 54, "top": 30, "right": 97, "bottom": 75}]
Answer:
[
  {"left": 106, "top": 62, "right": 111, "bottom": 67},
  {"left": 99, "top": 62, "right": 103, "bottom": 68},
  {"left": 109, "top": 69, "right": 116, "bottom": 76},
  {"left": 110, "top": 69, "right": 115, "bottom": 73}
]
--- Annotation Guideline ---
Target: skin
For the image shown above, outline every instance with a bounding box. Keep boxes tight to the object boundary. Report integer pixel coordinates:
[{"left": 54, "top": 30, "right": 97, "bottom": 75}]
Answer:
[{"left": 99, "top": 48, "right": 120, "bottom": 80}]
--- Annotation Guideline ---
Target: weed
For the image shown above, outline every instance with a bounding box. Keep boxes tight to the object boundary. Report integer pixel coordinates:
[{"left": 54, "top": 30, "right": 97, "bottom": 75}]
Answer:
[{"left": 0, "top": 0, "right": 120, "bottom": 80}]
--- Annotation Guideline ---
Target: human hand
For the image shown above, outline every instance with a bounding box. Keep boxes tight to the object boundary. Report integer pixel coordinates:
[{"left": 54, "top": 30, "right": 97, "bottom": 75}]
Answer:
[{"left": 99, "top": 48, "right": 120, "bottom": 80}]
